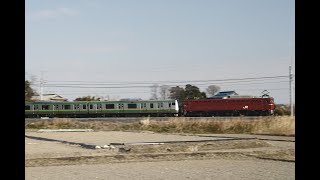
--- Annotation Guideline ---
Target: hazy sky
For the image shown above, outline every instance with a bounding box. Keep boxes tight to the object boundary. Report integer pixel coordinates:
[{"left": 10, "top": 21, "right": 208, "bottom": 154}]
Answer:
[{"left": 26, "top": 0, "right": 295, "bottom": 104}]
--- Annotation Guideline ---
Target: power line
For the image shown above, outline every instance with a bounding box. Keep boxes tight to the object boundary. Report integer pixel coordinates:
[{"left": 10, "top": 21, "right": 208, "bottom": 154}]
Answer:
[
  {"left": 31, "top": 74, "right": 293, "bottom": 102},
  {"left": 39, "top": 80, "right": 290, "bottom": 89},
  {"left": 52, "top": 88, "right": 289, "bottom": 95},
  {"left": 32, "top": 75, "right": 288, "bottom": 85}
]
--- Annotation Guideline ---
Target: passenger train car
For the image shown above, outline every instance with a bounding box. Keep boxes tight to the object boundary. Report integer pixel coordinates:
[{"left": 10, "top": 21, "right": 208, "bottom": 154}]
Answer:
[{"left": 25, "top": 99, "right": 179, "bottom": 118}]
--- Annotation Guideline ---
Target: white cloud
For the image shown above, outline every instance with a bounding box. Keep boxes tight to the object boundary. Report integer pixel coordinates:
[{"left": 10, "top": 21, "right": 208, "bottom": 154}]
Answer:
[{"left": 29, "top": 7, "right": 79, "bottom": 20}]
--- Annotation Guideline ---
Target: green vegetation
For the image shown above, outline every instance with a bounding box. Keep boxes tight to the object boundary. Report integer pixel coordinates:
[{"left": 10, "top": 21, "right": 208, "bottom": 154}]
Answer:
[{"left": 169, "top": 84, "right": 207, "bottom": 102}]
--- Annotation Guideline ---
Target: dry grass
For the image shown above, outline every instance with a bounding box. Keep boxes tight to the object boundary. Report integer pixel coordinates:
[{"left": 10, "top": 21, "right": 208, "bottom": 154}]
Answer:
[
  {"left": 25, "top": 116, "right": 295, "bottom": 136},
  {"left": 138, "top": 116, "right": 294, "bottom": 135},
  {"left": 250, "top": 116, "right": 295, "bottom": 136}
]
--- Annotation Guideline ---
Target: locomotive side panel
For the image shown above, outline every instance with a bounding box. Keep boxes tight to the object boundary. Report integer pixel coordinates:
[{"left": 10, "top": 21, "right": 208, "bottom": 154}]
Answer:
[{"left": 183, "top": 97, "right": 275, "bottom": 116}]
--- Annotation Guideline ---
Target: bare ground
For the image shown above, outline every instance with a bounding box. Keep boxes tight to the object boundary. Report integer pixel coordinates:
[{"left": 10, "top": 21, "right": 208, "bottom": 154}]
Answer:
[{"left": 25, "top": 130, "right": 294, "bottom": 167}]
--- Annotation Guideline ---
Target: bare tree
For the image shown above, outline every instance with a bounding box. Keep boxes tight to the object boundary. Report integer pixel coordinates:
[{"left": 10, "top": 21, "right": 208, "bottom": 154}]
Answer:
[
  {"left": 206, "top": 85, "right": 221, "bottom": 97},
  {"left": 74, "top": 96, "right": 101, "bottom": 101},
  {"left": 25, "top": 80, "right": 36, "bottom": 101},
  {"left": 150, "top": 84, "right": 159, "bottom": 100},
  {"left": 159, "top": 85, "right": 170, "bottom": 100}
]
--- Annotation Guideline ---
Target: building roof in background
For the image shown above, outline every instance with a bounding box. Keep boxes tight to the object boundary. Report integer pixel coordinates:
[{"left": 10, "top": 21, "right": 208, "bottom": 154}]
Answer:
[
  {"left": 209, "top": 91, "right": 239, "bottom": 98},
  {"left": 31, "top": 94, "right": 68, "bottom": 101}
]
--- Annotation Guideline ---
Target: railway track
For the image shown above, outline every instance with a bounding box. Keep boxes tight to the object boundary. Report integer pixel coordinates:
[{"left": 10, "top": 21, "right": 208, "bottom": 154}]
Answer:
[{"left": 25, "top": 116, "right": 280, "bottom": 122}]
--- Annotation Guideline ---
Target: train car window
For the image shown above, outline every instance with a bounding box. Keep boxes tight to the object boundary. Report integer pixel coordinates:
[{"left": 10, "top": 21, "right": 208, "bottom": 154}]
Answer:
[
  {"left": 106, "top": 104, "right": 115, "bottom": 109},
  {"left": 128, "top": 104, "right": 137, "bottom": 108},
  {"left": 25, "top": 105, "right": 31, "bottom": 110},
  {"left": 74, "top": 105, "right": 80, "bottom": 110},
  {"left": 82, "top": 105, "right": 87, "bottom": 109},
  {"left": 34, "top": 105, "right": 39, "bottom": 110},
  {"left": 89, "top": 104, "right": 94, "bottom": 109},
  {"left": 172, "top": 102, "right": 175, "bottom": 105},
  {"left": 150, "top": 103, "right": 154, "bottom": 108},
  {"left": 64, "top": 105, "right": 71, "bottom": 110},
  {"left": 55, "top": 105, "right": 59, "bottom": 110},
  {"left": 118, "top": 104, "right": 124, "bottom": 109},
  {"left": 141, "top": 103, "right": 146, "bottom": 108},
  {"left": 159, "top": 102, "right": 163, "bottom": 108},
  {"left": 42, "top": 105, "right": 49, "bottom": 110},
  {"left": 98, "top": 104, "right": 102, "bottom": 109}
]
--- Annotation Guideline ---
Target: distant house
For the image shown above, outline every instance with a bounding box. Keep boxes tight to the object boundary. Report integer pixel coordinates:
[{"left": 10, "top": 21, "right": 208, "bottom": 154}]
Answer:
[
  {"left": 31, "top": 94, "right": 68, "bottom": 101},
  {"left": 209, "top": 91, "right": 259, "bottom": 99},
  {"left": 209, "top": 91, "right": 239, "bottom": 98}
]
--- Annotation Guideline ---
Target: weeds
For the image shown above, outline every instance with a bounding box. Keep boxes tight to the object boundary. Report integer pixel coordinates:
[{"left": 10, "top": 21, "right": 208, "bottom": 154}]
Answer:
[{"left": 25, "top": 116, "right": 295, "bottom": 136}]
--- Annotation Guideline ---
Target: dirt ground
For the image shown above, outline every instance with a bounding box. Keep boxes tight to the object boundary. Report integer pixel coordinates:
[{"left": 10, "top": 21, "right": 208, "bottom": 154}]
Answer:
[{"left": 25, "top": 130, "right": 295, "bottom": 179}]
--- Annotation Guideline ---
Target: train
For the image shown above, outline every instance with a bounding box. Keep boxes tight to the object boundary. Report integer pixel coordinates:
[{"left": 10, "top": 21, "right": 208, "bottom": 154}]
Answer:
[
  {"left": 25, "top": 99, "right": 179, "bottom": 118},
  {"left": 183, "top": 96, "right": 275, "bottom": 116},
  {"left": 25, "top": 93, "right": 275, "bottom": 118}
]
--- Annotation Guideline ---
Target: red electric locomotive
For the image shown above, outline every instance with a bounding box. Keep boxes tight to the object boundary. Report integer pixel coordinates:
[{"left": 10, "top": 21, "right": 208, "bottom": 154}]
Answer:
[{"left": 183, "top": 93, "right": 275, "bottom": 116}]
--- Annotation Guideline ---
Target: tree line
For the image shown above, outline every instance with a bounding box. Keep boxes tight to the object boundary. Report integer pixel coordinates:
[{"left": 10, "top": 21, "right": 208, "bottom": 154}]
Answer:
[{"left": 25, "top": 79, "right": 221, "bottom": 102}]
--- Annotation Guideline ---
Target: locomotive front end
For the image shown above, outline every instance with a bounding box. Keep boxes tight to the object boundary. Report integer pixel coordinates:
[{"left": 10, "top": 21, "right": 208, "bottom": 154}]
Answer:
[{"left": 268, "top": 98, "right": 275, "bottom": 115}]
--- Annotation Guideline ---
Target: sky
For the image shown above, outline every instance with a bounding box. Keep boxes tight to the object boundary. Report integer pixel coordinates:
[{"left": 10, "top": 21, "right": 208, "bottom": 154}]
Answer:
[{"left": 25, "top": 0, "right": 295, "bottom": 104}]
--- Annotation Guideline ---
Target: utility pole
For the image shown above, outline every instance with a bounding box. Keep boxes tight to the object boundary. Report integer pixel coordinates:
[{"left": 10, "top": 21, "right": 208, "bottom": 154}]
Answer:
[
  {"left": 40, "top": 71, "right": 46, "bottom": 101},
  {"left": 289, "top": 66, "right": 294, "bottom": 117}
]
